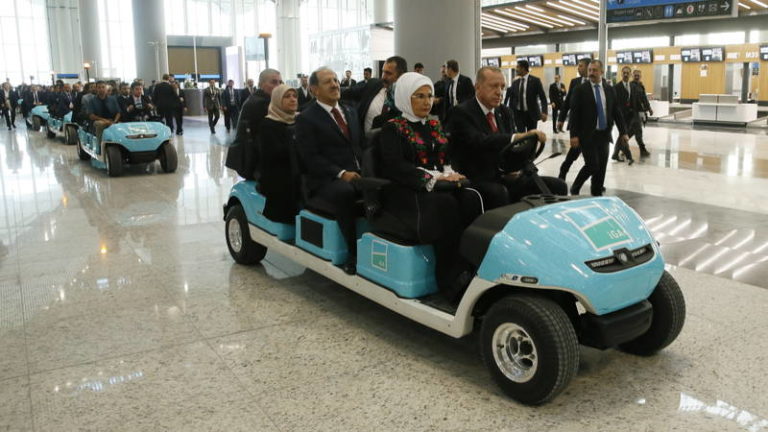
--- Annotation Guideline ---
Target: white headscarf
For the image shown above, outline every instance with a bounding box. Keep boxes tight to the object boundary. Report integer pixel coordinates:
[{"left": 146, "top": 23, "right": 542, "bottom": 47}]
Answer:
[{"left": 393, "top": 72, "right": 433, "bottom": 124}]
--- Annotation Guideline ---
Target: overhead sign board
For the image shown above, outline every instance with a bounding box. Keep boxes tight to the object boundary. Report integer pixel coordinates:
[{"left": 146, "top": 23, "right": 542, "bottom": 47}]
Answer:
[{"left": 607, "top": 0, "right": 736, "bottom": 24}]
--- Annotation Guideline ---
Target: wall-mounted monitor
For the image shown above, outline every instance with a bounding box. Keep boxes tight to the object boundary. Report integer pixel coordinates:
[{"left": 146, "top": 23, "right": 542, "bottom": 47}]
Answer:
[
  {"left": 616, "top": 51, "right": 633, "bottom": 64},
  {"left": 761, "top": 45, "right": 768, "bottom": 61},
  {"left": 701, "top": 46, "right": 724, "bottom": 62},
  {"left": 481, "top": 57, "right": 501, "bottom": 67},
  {"left": 526, "top": 55, "right": 543, "bottom": 67},
  {"left": 56, "top": 73, "right": 79, "bottom": 79},
  {"left": 575, "top": 53, "right": 593, "bottom": 61},
  {"left": 199, "top": 74, "right": 221, "bottom": 80},
  {"left": 633, "top": 49, "right": 653, "bottom": 64},
  {"left": 562, "top": 54, "right": 577, "bottom": 65},
  {"left": 681, "top": 48, "right": 701, "bottom": 62}
]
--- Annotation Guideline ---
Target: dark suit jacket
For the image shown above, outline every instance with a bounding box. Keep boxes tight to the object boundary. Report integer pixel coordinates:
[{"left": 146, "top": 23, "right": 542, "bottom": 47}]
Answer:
[
  {"left": 569, "top": 80, "right": 627, "bottom": 143},
  {"left": 443, "top": 74, "right": 474, "bottom": 118},
  {"left": 340, "top": 78, "right": 356, "bottom": 88},
  {"left": 295, "top": 101, "right": 362, "bottom": 193},
  {"left": 447, "top": 98, "right": 515, "bottom": 182},
  {"left": 557, "top": 76, "right": 586, "bottom": 124},
  {"left": 615, "top": 80, "right": 650, "bottom": 113},
  {"left": 152, "top": 81, "right": 176, "bottom": 112},
  {"left": 121, "top": 95, "right": 154, "bottom": 121},
  {"left": 240, "top": 87, "right": 257, "bottom": 107},
  {"left": 296, "top": 86, "right": 313, "bottom": 111},
  {"left": 221, "top": 86, "right": 241, "bottom": 109},
  {"left": 504, "top": 74, "right": 547, "bottom": 119},
  {"left": 203, "top": 87, "right": 221, "bottom": 110},
  {"left": 225, "top": 89, "right": 270, "bottom": 179},
  {"left": 342, "top": 78, "right": 383, "bottom": 130},
  {"left": 549, "top": 82, "right": 565, "bottom": 110}
]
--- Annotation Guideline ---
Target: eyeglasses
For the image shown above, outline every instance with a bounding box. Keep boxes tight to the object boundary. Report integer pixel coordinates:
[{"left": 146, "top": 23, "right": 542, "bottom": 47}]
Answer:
[{"left": 411, "top": 93, "right": 434, "bottom": 101}]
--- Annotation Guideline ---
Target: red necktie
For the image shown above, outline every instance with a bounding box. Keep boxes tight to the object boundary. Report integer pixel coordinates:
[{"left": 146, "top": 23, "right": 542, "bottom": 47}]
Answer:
[
  {"left": 331, "top": 107, "right": 350, "bottom": 139},
  {"left": 486, "top": 111, "right": 498, "bottom": 133}
]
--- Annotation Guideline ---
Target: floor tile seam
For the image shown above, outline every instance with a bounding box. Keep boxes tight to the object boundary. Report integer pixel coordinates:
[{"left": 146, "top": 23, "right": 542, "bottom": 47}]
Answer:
[
  {"left": 25, "top": 337, "right": 205, "bottom": 379},
  {"left": 197, "top": 327, "right": 285, "bottom": 432},
  {"left": 196, "top": 316, "right": 329, "bottom": 344}
]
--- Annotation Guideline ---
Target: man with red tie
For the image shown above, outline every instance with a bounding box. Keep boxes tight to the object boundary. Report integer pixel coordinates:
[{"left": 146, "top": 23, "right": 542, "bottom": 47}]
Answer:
[
  {"left": 296, "top": 67, "right": 364, "bottom": 275},
  {"left": 448, "top": 66, "right": 567, "bottom": 209}
]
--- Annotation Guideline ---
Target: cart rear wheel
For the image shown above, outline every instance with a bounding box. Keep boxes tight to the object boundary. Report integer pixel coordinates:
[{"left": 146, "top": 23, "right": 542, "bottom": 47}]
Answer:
[
  {"left": 619, "top": 271, "right": 685, "bottom": 356},
  {"left": 225, "top": 204, "right": 266, "bottom": 265},
  {"left": 480, "top": 295, "right": 579, "bottom": 405},
  {"left": 31, "top": 116, "right": 41, "bottom": 131}
]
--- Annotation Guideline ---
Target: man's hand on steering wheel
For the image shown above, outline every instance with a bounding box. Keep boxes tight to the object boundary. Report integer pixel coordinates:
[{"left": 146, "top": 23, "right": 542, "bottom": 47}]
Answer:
[{"left": 439, "top": 173, "right": 465, "bottom": 182}]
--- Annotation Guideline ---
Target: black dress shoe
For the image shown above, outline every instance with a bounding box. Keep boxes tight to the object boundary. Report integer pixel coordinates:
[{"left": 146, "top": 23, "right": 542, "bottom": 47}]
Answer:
[
  {"left": 640, "top": 149, "right": 650, "bottom": 158},
  {"left": 611, "top": 156, "right": 624, "bottom": 162},
  {"left": 342, "top": 260, "right": 356, "bottom": 275},
  {"left": 628, "top": 159, "right": 634, "bottom": 166}
]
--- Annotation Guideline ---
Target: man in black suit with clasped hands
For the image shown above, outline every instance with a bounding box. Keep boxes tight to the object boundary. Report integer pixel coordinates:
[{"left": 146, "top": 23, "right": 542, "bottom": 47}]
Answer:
[
  {"left": 568, "top": 59, "right": 628, "bottom": 197},
  {"left": 296, "top": 67, "right": 364, "bottom": 275},
  {"left": 504, "top": 59, "right": 548, "bottom": 133}
]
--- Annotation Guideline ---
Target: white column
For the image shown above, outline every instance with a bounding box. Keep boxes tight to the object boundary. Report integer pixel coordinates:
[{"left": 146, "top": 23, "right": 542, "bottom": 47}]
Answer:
[
  {"left": 393, "top": 0, "right": 481, "bottom": 82},
  {"left": 276, "top": 0, "right": 301, "bottom": 79},
  {"left": 78, "top": 0, "right": 101, "bottom": 78},
  {"left": 598, "top": 0, "right": 608, "bottom": 62},
  {"left": 47, "top": 0, "right": 83, "bottom": 77},
  {"left": 132, "top": 0, "right": 169, "bottom": 81},
  {"left": 373, "top": 0, "right": 391, "bottom": 24}
]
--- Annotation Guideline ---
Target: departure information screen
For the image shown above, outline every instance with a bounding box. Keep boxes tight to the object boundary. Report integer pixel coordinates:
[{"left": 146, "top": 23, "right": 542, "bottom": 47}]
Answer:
[{"left": 607, "top": 0, "right": 735, "bottom": 23}]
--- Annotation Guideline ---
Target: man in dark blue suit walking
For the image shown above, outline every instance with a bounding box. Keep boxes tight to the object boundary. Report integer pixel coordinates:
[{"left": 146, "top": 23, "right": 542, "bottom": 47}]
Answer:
[
  {"left": 296, "top": 67, "right": 364, "bottom": 274},
  {"left": 504, "top": 59, "right": 548, "bottom": 132},
  {"left": 568, "top": 60, "right": 629, "bottom": 196}
]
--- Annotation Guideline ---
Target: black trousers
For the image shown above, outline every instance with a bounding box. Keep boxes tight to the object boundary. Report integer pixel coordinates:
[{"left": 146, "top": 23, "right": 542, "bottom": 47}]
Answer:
[
  {"left": 307, "top": 179, "right": 362, "bottom": 262},
  {"left": 160, "top": 109, "right": 175, "bottom": 131},
  {"left": 611, "top": 137, "right": 633, "bottom": 161},
  {"left": 551, "top": 107, "right": 560, "bottom": 133},
  {"left": 559, "top": 146, "right": 582, "bottom": 180},
  {"left": 224, "top": 105, "right": 239, "bottom": 130},
  {"left": 174, "top": 109, "right": 183, "bottom": 133},
  {"left": 382, "top": 187, "right": 482, "bottom": 293},
  {"left": 628, "top": 111, "right": 646, "bottom": 151},
  {"left": 572, "top": 130, "right": 611, "bottom": 196},
  {"left": 208, "top": 108, "right": 220, "bottom": 130},
  {"left": 513, "top": 110, "right": 538, "bottom": 132},
  {"left": 1, "top": 107, "right": 11, "bottom": 128}
]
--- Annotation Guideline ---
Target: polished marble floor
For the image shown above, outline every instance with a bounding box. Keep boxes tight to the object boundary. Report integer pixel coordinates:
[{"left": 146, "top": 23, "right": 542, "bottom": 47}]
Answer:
[{"left": 1, "top": 117, "right": 768, "bottom": 431}]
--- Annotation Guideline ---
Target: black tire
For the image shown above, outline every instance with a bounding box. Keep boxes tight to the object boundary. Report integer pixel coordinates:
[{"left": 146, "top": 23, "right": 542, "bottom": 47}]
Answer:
[
  {"left": 31, "top": 116, "right": 41, "bottom": 131},
  {"left": 106, "top": 145, "right": 123, "bottom": 177},
  {"left": 225, "top": 204, "right": 267, "bottom": 265},
  {"left": 65, "top": 126, "right": 78, "bottom": 145},
  {"left": 77, "top": 138, "right": 91, "bottom": 161},
  {"left": 619, "top": 271, "right": 686, "bottom": 356},
  {"left": 159, "top": 141, "right": 178, "bottom": 173},
  {"left": 480, "top": 295, "right": 579, "bottom": 405}
]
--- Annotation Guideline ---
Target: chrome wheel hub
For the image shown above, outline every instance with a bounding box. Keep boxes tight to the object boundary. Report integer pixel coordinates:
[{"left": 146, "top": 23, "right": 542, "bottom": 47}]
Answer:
[
  {"left": 228, "top": 218, "right": 243, "bottom": 253},
  {"left": 492, "top": 323, "right": 538, "bottom": 383}
]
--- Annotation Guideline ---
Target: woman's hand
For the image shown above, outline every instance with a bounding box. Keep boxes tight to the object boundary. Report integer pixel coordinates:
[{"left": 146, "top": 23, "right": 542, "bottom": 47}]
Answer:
[{"left": 439, "top": 172, "right": 465, "bottom": 182}]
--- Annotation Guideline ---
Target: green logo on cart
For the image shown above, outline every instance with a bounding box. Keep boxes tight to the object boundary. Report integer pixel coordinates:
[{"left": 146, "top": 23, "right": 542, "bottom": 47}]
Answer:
[
  {"left": 561, "top": 204, "right": 633, "bottom": 252},
  {"left": 583, "top": 218, "right": 630, "bottom": 250},
  {"left": 372, "top": 240, "right": 388, "bottom": 271}
]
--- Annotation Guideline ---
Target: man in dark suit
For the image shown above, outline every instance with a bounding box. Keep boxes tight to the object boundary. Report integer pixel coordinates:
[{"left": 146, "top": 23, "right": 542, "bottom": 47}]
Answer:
[
  {"left": 631, "top": 69, "right": 652, "bottom": 158},
  {"left": 152, "top": 74, "right": 177, "bottom": 131},
  {"left": 240, "top": 78, "right": 257, "bottom": 106},
  {"left": 221, "top": 79, "right": 241, "bottom": 132},
  {"left": 341, "top": 56, "right": 406, "bottom": 140},
  {"left": 340, "top": 70, "right": 356, "bottom": 88},
  {"left": 443, "top": 59, "right": 474, "bottom": 120},
  {"left": 568, "top": 60, "right": 629, "bottom": 197},
  {"left": 203, "top": 80, "right": 221, "bottom": 134},
  {"left": 296, "top": 74, "right": 313, "bottom": 111},
  {"left": 121, "top": 82, "right": 155, "bottom": 122},
  {"left": 225, "top": 68, "right": 281, "bottom": 180},
  {"left": 556, "top": 57, "right": 590, "bottom": 180},
  {"left": 296, "top": 67, "right": 363, "bottom": 275},
  {"left": 612, "top": 66, "right": 639, "bottom": 164},
  {"left": 504, "top": 59, "right": 548, "bottom": 133},
  {"left": 432, "top": 65, "right": 448, "bottom": 119},
  {"left": 548, "top": 75, "right": 565, "bottom": 134},
  {"left": 448, "top": 66, "right": 567, "bottom": 209}
]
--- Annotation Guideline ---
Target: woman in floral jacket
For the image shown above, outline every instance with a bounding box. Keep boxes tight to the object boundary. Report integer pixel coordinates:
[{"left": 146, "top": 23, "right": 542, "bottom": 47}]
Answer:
[{"left": 377, "top": 72, "right": 482, "bottom": 303}]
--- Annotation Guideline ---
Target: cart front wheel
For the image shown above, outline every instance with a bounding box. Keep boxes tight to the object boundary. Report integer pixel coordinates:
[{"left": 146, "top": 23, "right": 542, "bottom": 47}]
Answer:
[{"left": 480, "top": 295, "right": 579, "bottom": 405}]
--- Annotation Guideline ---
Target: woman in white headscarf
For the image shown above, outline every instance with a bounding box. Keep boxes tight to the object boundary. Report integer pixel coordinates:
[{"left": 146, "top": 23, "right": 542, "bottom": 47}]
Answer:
[
  {"left": 377, "top": 72, "right": 481, "bottom": 304},
  {"left": 258, "top": 84, "right": 300, "bottom": 223}
]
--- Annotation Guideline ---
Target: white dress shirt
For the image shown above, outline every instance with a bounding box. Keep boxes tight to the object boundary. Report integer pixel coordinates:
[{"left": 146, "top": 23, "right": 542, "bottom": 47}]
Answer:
[{"left": 364, "top": 87, "right": 387, "bottom": 134}]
